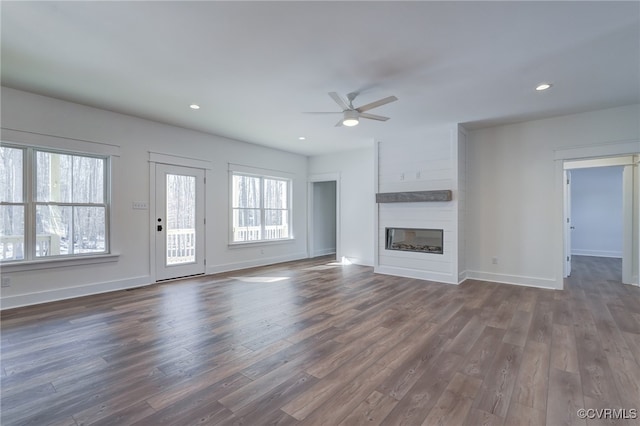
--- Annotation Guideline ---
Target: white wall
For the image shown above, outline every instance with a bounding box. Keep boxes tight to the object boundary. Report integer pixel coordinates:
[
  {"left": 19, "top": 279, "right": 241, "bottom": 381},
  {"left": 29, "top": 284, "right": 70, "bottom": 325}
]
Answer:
[
  {"left": 312, "top": 181, "right": 336, "bottom": 256},
  {"left": 466, "top": 104, "right": 640, "bottom": 289},
  {"left": 1, "top": 87, "right": 308, "bottom": 308},
  {"left": 571, "top": 166, "right": 623, "bottom": 258},
  {"left": 308, "top": 147, "right": 375, "bottom": 266}
]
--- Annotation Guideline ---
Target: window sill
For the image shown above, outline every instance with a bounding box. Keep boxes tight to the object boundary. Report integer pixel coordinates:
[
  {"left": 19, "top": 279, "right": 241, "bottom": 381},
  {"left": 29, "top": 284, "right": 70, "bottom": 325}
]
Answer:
[
  {"left": 228, "top": 238, "right": 295, "bottom": 248},
  {"left": 1, "top": 253, "right": 120, "bottom": 273}
]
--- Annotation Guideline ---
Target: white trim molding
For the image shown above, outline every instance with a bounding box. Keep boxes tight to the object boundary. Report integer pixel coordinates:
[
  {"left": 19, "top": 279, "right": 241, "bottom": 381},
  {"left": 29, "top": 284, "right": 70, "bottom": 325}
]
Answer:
[
  {"left": 1, "top": 127, "right": 121, "bottom": 157},
  {"left": 466, "top": 270, "right": 560, "bottom": 290},
  {"left": 149, "top": 151, "right": 211, "bottom": 170},
  {"left": 1, "top": 253, "right": 119, "bottom": 273},
  {"left": 571, "top": 249, "right": 622, "bottom": 258},
  {"left": 206, "top": 252, "right": 307, "bottom": 275},
  {"left": 554, "top": 139, "right": 639, "bottom": 161},
  {"left": 1, "top": 275, "right": 152, "bottom": 310},
  {"left": 375, "top": 265, "right": 459, "bottom": 285}
]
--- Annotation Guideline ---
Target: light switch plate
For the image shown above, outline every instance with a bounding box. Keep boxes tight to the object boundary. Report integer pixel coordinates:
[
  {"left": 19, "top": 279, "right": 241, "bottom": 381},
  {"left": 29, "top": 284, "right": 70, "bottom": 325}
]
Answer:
[{"left": 132, "top": 201, "right": 148, "bottom": 210}]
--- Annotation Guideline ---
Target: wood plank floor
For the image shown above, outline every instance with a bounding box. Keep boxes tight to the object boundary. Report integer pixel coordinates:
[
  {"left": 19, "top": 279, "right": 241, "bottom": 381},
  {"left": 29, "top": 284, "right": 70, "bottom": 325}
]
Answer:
[{"left": 2, "top": 255, "right": 639, "bottom": 425}]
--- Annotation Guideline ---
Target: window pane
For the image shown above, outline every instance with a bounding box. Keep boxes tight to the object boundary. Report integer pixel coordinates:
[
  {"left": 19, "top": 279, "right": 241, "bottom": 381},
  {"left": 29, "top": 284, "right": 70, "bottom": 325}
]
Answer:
[
  {"left": 265, "top": 209, "right": 289, "bottom": 240},
  {"left": 232, "top": 175, "right": 260, "bottom": 208},
  {"left": 36, "top": 205, "right": 72, "bottom": 256},
  {"left": 73, "top": 206, "right": 106, "bottom": 254},
  {"left": 166, "top": 174, "right": 196, "bottom": 265},
  {"left": 0, "top": 147, "right": 23, "bottom": 203},
  {"left": 0, "top": 205, "right": 24, "bottom": 260},
  {"left": 37, "top": 152, "right": 72, "bottom": 203},
  {"left": 233, "top": 208, "right": 261, "bottom": 241},
  {"left": 166, "top": 174, "right": 196, "bottom": 230},
  {"left": 73, "top": 156, "right": 104, "bottom": 203},
  {"left": 264, "top": 179, "right": 288, "bottom": 209}
]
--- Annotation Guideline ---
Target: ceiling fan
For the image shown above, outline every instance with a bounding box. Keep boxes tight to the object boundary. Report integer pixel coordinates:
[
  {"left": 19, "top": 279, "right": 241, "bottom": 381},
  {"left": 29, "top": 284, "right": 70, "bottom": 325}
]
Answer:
[{"left": 309, "top": 92, "right": 398, "bottom": 127}]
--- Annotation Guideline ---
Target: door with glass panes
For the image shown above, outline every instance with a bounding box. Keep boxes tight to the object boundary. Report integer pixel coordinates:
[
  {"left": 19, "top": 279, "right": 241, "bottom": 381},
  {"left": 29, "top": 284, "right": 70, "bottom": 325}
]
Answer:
[{"left": 155, "top": 164, "right": 205, "bottom": 281}]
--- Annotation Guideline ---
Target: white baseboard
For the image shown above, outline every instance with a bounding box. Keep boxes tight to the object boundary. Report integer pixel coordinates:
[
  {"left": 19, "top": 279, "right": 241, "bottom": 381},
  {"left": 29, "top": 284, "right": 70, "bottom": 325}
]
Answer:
[
  {"left": 206, "top": 252, "right": 308, "bottom": 275},
  {"left": 311, "top": 248, "right": 336, "bottom": 257},
  {"left": 374, "top": 265, "right": 458, "bottom": 284},
  {"left": 571, "top": 249, "right": 622, "bottom": 258},
  {"left": 343, "top": 257, "right": 373, "bottom": 267},
  {"left": 458, "top": 270, "right": 468, "bottom": 284},
  {"left": 0, "top": 275, "right": 152, "bottom": 310},
  {"left": 466, "top": 270, "right": 560, "bottom": 290}
]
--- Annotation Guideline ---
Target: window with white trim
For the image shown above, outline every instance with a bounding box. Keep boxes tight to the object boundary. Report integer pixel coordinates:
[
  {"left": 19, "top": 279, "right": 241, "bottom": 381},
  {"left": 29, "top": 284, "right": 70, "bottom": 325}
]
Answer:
[
  {"left": 0, "top": 145, "right": 109, "bottom": 262},
  {"left": 231, "top": 172, "right": 291, "bottom": 243}
]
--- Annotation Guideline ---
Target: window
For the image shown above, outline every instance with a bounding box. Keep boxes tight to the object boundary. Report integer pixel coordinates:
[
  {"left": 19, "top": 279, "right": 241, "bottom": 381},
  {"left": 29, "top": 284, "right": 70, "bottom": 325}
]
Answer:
[
  {"left": 0, "top": 145, "right": 109, "bottom": 262},
  {"left": 231, "top": 173, "right": 291, "bottom": 243}
]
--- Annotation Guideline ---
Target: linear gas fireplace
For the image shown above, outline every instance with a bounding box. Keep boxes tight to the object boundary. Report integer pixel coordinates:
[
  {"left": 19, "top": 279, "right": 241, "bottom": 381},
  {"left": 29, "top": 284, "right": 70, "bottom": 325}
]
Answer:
[{"left": 385, "top": 228, "right": 443, "bottom": 254}]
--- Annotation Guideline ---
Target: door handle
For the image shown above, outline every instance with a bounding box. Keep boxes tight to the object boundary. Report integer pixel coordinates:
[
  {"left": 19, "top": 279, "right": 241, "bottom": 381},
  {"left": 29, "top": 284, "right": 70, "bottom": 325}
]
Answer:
[{"left": 157, "top": 225, "right": 163, "bottom": 232}]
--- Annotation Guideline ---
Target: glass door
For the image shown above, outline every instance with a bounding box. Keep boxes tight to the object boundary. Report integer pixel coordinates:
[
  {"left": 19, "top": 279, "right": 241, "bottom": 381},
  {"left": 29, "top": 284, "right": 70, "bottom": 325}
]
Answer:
[{"left": 155, "top": 164, "right": 205, "bottom": 280}]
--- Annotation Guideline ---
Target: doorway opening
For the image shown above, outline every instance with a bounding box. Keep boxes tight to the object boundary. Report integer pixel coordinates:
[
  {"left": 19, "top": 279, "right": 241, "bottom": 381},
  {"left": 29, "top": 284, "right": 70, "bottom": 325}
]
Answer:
[
  {"left": 308, "top": 175, "right": 340, "bottom": 260},
  {"left": 563, "top": 155, "right": 638, "bottom": 286}
]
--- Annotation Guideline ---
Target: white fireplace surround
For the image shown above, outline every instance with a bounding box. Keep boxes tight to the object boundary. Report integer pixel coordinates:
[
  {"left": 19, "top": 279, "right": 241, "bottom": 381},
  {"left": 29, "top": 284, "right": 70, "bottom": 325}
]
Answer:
[{"left": 374, "top": 127, "right": 466, "bottom": 284}]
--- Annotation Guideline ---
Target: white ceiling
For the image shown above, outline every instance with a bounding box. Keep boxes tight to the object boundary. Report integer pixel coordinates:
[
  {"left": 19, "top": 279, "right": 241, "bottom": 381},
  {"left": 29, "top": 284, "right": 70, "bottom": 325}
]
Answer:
[{"left": 2, "top": 1, "right": 639, "bottom": 156}]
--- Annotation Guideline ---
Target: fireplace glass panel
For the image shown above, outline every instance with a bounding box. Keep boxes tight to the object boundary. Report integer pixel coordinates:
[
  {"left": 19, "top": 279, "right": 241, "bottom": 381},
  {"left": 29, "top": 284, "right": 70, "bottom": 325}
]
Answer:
[{"left": 385, "top": 228, "right": 443, "bottom": 254}]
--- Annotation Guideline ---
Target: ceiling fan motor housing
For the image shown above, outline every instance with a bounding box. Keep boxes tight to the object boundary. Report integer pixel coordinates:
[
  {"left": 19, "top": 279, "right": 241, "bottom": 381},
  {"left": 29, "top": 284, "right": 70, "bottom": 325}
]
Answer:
[{"left": 343, "top": 110, "right": 360, "bottom": 126}]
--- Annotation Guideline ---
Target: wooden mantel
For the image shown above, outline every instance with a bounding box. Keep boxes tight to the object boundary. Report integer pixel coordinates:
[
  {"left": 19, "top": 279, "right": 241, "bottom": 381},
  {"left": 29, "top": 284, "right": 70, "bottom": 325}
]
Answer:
[{"left": 375, "top": 190, "right": 452, "bottom": 203}]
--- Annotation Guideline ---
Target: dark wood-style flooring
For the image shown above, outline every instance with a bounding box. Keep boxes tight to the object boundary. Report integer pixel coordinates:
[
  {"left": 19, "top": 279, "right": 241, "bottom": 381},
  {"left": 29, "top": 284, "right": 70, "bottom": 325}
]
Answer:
[{"left": 1, "top": 255, "right": 639, "bottom": 425}]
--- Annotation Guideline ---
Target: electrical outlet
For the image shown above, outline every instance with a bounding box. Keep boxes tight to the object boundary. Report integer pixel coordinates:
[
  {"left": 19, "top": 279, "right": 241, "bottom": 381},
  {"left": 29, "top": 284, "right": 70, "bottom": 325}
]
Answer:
[
  {"left": 260, "top": 249, "right": 264, "bottom": 255},
  {"left": 492, "top": 257, "right": 498, "bottom": 265},
  {"left": 1, "top": 276, "right": 11, "bottom": 288},
  {"left": 400, "top": 173, "right": 405, "bottom": 181}
]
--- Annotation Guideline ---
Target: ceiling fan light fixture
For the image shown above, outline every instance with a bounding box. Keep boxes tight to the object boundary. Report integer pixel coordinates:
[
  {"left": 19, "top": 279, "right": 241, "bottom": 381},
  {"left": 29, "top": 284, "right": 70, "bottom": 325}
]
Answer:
[{"left": 342, "top": 110, "right": 359, "bottom": 127}]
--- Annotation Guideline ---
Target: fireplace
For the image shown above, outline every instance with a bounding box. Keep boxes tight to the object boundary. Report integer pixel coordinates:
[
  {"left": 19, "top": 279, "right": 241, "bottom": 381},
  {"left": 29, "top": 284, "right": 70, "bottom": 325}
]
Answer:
[{"left": 385, "top": 228, "right": 443, "bottom": 254}]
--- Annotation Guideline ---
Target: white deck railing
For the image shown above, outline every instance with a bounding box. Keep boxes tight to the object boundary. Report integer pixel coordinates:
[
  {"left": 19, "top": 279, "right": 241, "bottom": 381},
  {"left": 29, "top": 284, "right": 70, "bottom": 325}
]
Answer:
[
  {"left": 166, "top": 228, "right": 196, "bottom": 265},
  {"left": 1, "top": 234, "right": 61, "bottom": 260},
  {"left": 233, "top": 225, "right": 288, "bottom": 242}
]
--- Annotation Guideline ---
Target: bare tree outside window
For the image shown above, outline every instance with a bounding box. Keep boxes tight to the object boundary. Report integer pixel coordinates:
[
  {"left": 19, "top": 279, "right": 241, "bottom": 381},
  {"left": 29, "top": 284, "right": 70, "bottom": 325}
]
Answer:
[
  {"left": 0, "top": 145, "right": 108, "bottom": 261},
  {"left": 0, "top": 146, "right": 25, "bottom": 260}
]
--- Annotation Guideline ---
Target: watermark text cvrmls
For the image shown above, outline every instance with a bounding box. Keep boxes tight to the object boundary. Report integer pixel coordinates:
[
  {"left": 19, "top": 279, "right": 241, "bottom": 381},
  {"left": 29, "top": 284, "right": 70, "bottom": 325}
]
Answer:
[{"left": 577, "top": 408, "right": 637, "bottom": 420}]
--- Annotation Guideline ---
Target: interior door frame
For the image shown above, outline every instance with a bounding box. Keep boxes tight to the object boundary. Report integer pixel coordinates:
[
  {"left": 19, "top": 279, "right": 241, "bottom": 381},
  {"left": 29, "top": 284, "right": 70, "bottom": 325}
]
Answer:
[
  {"left": 563, "top": 170, "right": 572, "bottom": 277},
  {"left": 149, "top": 152, "right": 211, "bottom": 282},
  {"left": 307, "top": 173, "right": 340, "bottom": 261},
  {"left": 559, "top": 151, "right": 639, "bottom": 286},
  {"left": 555, "top": 141, "right": 639, "bottom": 289}
]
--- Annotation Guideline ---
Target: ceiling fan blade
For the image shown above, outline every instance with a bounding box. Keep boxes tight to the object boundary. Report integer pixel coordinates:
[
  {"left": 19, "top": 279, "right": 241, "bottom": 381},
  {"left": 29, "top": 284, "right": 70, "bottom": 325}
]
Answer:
[
  {"left": 329, "top": 92, "right": 350, "bottom": 111},
  {"left": 334, "top": 119, "right": 344, "bottom": 127},
  {"left": 360, "top": 112, "right": 390, "bottom": 121},
  {"left": 356, "top": 95, "right": 398, "bottom": 113},
  {"left": 303, "top": 111, "right": 343, "bottom": 114}
]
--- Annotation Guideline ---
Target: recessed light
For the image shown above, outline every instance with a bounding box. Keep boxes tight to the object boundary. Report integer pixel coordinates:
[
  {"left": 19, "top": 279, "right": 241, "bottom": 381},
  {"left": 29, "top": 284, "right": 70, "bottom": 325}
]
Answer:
[
  {"left": 535, "top": 83, "right": 552, "bottom": 91},
  {"left": 298, "top": 136, "right": 306, "bottom": 141},
  {"left": 189, "top": 104, "right": 200, "bottom": 110}
]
